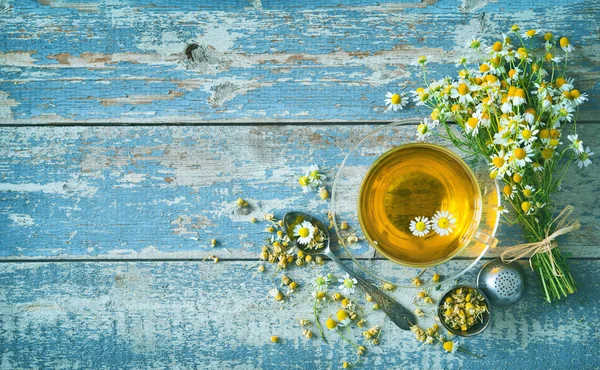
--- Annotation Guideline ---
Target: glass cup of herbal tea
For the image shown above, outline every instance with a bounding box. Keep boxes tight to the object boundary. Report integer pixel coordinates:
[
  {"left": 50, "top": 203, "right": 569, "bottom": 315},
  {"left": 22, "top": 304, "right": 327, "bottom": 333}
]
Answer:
[{"left": 331, "top": 120, "right": 500, "bottom": 285}]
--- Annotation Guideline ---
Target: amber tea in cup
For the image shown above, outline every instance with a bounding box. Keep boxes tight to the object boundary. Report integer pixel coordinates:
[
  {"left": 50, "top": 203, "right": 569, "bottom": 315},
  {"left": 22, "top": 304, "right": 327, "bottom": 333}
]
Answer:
[{"left": 357, "top": 143, "right": 482, "bottom": 267}]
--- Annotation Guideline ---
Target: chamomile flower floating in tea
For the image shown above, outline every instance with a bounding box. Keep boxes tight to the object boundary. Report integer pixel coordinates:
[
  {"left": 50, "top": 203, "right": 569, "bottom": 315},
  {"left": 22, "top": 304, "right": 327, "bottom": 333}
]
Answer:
[
  {"left": 431, "top": 211, "right": 457, "bottom": 236},
  {"left": 384, "top": 92, "right": 408, "bottom": 111},
  {"left": 409, "top": 216, "right": 431, "bottom": 237}
]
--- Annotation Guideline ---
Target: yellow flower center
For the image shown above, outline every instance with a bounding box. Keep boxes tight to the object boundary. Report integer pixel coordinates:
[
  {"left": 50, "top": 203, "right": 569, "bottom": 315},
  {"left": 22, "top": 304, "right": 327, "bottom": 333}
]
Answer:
[
  {"left": 517, "top": 47, "right": 528, "bottom": 58},
  {"left": 310, "top": 169, "right": 319, "bottom": 178},
  {"left": 337, "top": 310, "right": 348, "bottom": 321},
  {"left": 443, "top": 341, "right": 455, "bottom": 352},
  {"left": 415, "top": 221, "right": 426, "bottom": 232},
  {"left": 326, "top": 317, "right": 337, "bottom": 329},
  {"left": 560, "top": 37, "right": 570, "bottom": 48},
  {"left": 507, "top": 86, "right": 517, "bottom": 97},
  {"left": 479, "top": 64, "right": 490, "bottom": 73},
  {"left": 514, "top": 89, "right": 526, "bottom": 99},
  {"left": 484, "top": 75, "right": 498, "bottom": 84},
  {"left": 492, "top": 41, "right": 503, "bottom": 52},
  {"left": 299, "top": 176, "right": 310, "bottom": 186},
  {"left": 562, "top": 90, "right": 571, "bottom": 99},
  {"left": 503, "top": 185, "right": 512, "bottom": 196},
  {"left": 571, "top": 89, "right": 581, "bottom": 99},
  {"left": 467, "top": 117, "right": 478, "bottom": 129},
  {"left": 513, "top": 173, "right": 522, "bottom": 183},
  {"left": 545, "top": 53, "right": 554, "bottom": 62},
  {"left": 298, "top": 227, "right": 310, "bottom": 238},
  {"left": 490, "top": 56, "right": 501, "bottom": 67},
  {"left": 544, "top": 32, "right": 553, "bottom": 41},
  {"left": 511, "top": 24, "right": 520, "bottom": 32},
  {"left": 550, "top": 129, "right": 559, "bottom": 138},
  {"left": 437, "top": 218, "right": 449, "bottom": 228},
  {"left": 451, "top": 104, "right": 461, "bottom": 113},
  {"left": 492, "top": 156, "right": 505, "bottom": 168},
  {"left": 555, "top": 77, "right": 566, "bottom": 88},
  {"left": 457, "top": 83, "right": 469, "bottom": 95},
  {"left": 539, "top": 129, "right": 550, "bottom": 139},
  {"left": 431, "top": 109, "right": 440, "bottom": 121},
  {"left": 549, "top": 138, "right": 560, "bottom": 147},
  {"left": 514, "top": 148, "right": 527, "bottom": 160},
  {"left": 542, "top": 148, "right": 554, "bottom": 160},
  {"left": 521, "top": 129, "right": 532, "bottom": 140},
  {"left": 489, "top": 170, "right": 498, "bottom": 179},
  {"left": 391, "top": 94, "right": 401, "bottom": 104},
  {"left": 508, "top": 69, "right": 517, "bottom": 79},
  {"left": 525, "top": 30, "right": 536, "bottom": 37},
  {"left": 417, "top": 123, "right": 428, "bottom": 135},
  {"left": 521, "top": 201, "right": 531, "bottom": 212},
  {"left": 523, "top": 188, "right": 532, "bottom": 197}
]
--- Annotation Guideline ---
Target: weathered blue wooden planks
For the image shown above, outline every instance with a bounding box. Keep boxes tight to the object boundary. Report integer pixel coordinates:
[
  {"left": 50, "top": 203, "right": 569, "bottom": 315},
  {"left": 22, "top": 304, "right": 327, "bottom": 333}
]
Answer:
[
  {"left": 0, "top": 0, "right": 598, "bottom": 123},
  {"left": 0, "top": 260, "right": 598, "bottom": 369},
  {"left": 1, "top": 125, "right": 598, "bottom": 259}
]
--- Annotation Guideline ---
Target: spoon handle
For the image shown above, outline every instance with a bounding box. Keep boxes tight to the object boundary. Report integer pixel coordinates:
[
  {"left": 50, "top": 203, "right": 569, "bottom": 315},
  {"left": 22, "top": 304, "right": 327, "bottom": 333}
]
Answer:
[{"left": 326, "top": 251, "right": 415, "bottom": 330}]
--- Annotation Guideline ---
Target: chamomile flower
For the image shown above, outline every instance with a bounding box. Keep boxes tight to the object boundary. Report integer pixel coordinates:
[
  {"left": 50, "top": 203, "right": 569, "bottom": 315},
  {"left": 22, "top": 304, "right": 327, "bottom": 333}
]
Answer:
[
  {"left": 560, "top": 37, "right": 574, "bottom": 53},
  {"left": 313, "top": 274, "right": 330, "bottom": 291},
  {"left": 294, "top": 221, "right": 315, "bottom": 245},
  {"left": 555, "top": 77, "right": 574, "bottom": 92},
  {"left": 416, "top": 118, "right": 436, "bottom": 141},
  {"left": 512, "top": 88, "right": 526, "bottom": 106},
  {"left": 455, "top": 57, "right": 467, "bottom": 67},
  {"left": 511, "top": 145, "right": 534, "bottom": 168},
  {"left": 496, "top": 205, "right": 509, "bottom": 215},
  {"left": 556, "top": 104, "right": 574, "bottom": 122},
  {"left": 409, "top": 216, "right": 431, "bottom": 237},
  {"left": 307, "top": 165, "right": 326, "bottom": 185},
  {"left": 522, "top": 185, "right": 536, "bottom": 197},
  {"left": 522, "top": 29, "right": 540, "bottom": 39},
  {"left": 570, "top": 89, "right": 588, "bottom": 106},
  {"left": 431, "top": 211, "right": 456, "bottom": 236},
  {"left": 338, "top": 274, "right": 358, "bottom": 296},
  {"left": 532, "top": 162, "right": 544, "bottom": 172},
  {"left": 469, "top": 37, "right": 482, "bottom": 49},
  {"left": 576, "top": 147, "right": 594, "bottom": 168},
  {"left": 567, "top": 134, "right": 584, "bottom": 154},
  {"left": 450, "top": 83, "right": 474, "bottom": 105},
  {"left": 385, "top": 92, "right": 408, "bottom": 111},
  {"left": 489, "top": 149, "right": 510, "bottom": 174},
  {"left": 299, "top": 175, "right": 311, "bottom": 193},
  {"left": 518, "top": 125, "right": 538, "bottom": 145}
]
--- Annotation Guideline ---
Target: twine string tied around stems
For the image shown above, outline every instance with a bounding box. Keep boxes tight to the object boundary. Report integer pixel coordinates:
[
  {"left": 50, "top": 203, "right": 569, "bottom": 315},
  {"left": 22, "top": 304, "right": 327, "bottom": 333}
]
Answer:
[{"left": 500, "top": 206, "right": 580, "bottom": 276}]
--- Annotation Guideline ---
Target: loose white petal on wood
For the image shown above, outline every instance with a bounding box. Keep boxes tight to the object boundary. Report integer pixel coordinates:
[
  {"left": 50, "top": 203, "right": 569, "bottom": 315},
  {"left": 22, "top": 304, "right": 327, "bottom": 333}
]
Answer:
[
  {"left": 0, "top": 124, "right": 598, "bottom": 260},
  {"left": 0, "top": 260, "right": 597, "bottom": 369}
]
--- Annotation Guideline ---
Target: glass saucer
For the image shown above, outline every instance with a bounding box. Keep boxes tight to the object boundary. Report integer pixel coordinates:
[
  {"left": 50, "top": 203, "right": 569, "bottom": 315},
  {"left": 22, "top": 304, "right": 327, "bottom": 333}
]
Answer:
[{"left": 330, "top": 120, "right": 501, "bottom": 288}]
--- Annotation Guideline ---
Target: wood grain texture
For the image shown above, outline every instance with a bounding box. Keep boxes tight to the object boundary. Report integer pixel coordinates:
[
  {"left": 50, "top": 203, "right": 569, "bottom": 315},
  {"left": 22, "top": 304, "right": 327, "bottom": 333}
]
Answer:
[
  {"left": 0, "top": 0, "right": 598, "bottom": 124},
  {"left": 0, "top": 260, "right": 598, "bottom": 369},
  {"left": 1, "top": 124, "right": 598, "bottom": 260}
]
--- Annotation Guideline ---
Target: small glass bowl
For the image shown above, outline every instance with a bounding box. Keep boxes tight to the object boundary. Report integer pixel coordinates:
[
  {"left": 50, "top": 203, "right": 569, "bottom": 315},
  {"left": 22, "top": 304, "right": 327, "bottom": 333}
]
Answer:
[{"left": 437, "top": 284, "right": 491, "bottom": 337}]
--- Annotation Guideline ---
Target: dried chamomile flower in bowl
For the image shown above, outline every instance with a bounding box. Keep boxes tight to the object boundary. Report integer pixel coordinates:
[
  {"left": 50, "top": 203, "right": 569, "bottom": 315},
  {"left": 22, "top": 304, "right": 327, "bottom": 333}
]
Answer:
[{"left": 437, "top": 285, "right": 491, "bottom": 337}]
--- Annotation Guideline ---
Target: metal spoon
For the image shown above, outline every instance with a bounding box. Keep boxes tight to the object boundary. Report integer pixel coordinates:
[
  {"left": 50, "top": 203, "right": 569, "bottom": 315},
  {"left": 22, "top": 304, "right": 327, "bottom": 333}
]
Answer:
[{"left": 284, "top": 211, "right": 415, "bottom": 330}]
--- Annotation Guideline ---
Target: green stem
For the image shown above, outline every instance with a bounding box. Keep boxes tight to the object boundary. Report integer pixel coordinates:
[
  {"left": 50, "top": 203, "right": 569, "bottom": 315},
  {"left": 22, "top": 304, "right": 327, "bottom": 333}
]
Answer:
[{"left": 314, "top": 300, "right": 326, "bottom": 343}]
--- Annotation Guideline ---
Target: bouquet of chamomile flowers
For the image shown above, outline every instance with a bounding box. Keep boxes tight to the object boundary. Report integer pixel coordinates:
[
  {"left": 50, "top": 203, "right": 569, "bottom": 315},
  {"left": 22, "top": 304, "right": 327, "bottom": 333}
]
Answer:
[{"left": 407, "top": 25, "right": 591, "bottom": 303}]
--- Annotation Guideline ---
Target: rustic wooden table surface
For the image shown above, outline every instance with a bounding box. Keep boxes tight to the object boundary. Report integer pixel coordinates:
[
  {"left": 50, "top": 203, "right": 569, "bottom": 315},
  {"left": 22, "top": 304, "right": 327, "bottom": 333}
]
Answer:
[{"left": 1, "top": 1, "right": 599, "bottom": 369}]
